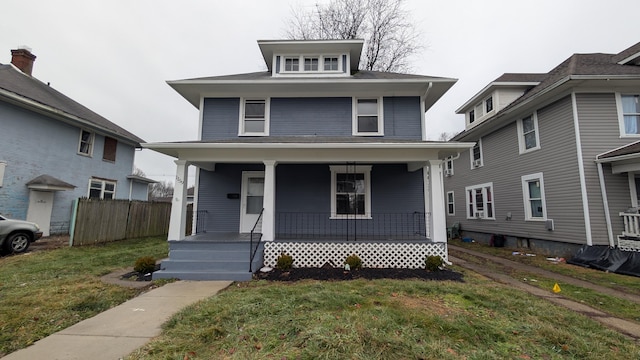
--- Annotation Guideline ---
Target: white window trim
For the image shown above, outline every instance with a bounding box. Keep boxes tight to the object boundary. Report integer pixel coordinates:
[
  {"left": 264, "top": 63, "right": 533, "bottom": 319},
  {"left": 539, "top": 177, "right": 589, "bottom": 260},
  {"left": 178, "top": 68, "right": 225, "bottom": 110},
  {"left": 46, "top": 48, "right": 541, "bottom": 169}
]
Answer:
[
  {"left": 521, "top": 172, "right": 547, "bottom": 221},
  {"left": 239, "top": 97, "right": 270, "bottom": 136},
  {"left": 616, "top": 92, "right": 640, "bottom": 138},
  {"left": 77, "top": 129, "right": 94, "bottom": 157},
  {"left": 329, "top": 165, "right": 372, "bottom": 219},
  {"left": 447, "top": 191, "right": 455, "bottom": 216},
  {"left": 516, "top": 112, "right": 541, "bottom": 154},
  {"left": 465, "top": 182, "right": 495, "bottom": 220},
  {"left": 470, "top": 138, "right": 483, "bottom": 169},
  {"left": 278, "top": 54, "right": 345, "bottom": 75},
  {"left": 352, "top": 97, "right": 384, "bottom": 136},
  {"left": 88, "top": 178, "right": 117, "bottom": 199},
  {"left": 485, "top": 96, "right": 494, "bottom": 114}
]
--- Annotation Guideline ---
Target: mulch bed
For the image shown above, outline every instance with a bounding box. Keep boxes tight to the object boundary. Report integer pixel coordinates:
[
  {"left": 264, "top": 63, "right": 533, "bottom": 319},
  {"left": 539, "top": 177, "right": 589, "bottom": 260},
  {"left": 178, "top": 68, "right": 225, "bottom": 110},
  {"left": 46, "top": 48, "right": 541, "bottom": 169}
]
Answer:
[{"left": 254, "top": 267, "right": 464, "bottom": 282}]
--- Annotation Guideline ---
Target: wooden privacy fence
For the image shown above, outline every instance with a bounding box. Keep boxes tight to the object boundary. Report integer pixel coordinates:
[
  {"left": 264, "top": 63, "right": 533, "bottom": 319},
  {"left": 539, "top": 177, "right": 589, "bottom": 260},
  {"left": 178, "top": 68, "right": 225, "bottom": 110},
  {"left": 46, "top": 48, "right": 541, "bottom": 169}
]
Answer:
[{"left": 71, "top": 199, "right": 171, "bottom": 246}]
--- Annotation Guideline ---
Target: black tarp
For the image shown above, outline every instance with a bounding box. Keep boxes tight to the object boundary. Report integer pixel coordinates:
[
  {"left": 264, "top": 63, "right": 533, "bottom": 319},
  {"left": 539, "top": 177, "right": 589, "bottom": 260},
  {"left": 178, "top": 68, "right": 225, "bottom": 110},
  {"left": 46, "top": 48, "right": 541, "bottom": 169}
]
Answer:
[{"left": 568, "top": 245, "right": 640, "bottom": 277}]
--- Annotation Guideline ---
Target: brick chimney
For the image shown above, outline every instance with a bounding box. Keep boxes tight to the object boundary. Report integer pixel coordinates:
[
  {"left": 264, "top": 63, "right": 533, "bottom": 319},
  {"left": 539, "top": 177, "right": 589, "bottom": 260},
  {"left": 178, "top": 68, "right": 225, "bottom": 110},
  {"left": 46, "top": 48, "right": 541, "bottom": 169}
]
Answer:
[{"left": 11, "top": 47, "right": 36, "bottom": 76}]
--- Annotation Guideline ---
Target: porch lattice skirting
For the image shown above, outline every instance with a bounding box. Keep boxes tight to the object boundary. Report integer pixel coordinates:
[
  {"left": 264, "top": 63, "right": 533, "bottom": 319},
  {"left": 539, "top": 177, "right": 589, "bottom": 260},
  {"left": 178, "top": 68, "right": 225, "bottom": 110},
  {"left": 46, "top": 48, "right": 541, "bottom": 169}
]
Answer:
[
  {"left": 617, "top": 237, "right": 640, "bottom": 252},
  {"left": 263, "top": 241, "right": 447, "bottom": 269}
]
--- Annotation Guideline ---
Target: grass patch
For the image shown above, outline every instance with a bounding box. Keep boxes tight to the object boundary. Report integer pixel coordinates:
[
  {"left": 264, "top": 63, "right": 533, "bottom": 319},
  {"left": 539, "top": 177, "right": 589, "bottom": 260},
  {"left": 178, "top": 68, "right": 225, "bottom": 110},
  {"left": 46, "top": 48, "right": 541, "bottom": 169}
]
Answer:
[
  {"left": 0, "top": 236, "right": 168, "bottom": 356},
  {"left": 453, "top": 250, "right": 640, "bottom": 323},
  {"left": 452, "top": 239, "right": 640, "bottom": 296},
  {"left": 128, "top": 277, "right": 639, "bottom": 359}
]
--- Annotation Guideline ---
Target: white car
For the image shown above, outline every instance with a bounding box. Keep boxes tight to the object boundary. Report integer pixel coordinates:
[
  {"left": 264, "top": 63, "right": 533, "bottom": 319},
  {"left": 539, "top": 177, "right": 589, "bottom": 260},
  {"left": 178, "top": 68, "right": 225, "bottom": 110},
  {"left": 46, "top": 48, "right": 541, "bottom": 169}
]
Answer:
[{"left": 0, "top": 214, "right": 43, "bottom": 254}]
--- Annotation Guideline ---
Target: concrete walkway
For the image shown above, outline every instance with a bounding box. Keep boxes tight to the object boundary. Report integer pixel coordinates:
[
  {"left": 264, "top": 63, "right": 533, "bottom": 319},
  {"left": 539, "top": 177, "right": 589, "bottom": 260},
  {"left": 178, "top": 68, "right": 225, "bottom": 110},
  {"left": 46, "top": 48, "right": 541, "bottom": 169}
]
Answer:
[
  {"left": 449, "top": 245, "right": 640, "bottom": 340},
  {"left": 2, "top": 281, "right": 231, "bottom": 360}
]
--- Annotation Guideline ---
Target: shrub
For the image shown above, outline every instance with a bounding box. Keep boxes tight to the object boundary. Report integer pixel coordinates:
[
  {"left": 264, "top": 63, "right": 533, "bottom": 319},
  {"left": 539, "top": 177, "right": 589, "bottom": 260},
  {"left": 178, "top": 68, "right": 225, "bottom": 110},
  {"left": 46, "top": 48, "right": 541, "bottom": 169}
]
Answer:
[
  {"left": 276, "top": 253, "right": 294, "bottom": 270},
  {"left": 344, "top": 254, "right": 362, "bottom": 270},
  {"left": 134, "top": 256, "right": 157, "bottom": 273},
  {"left": 425, "top": 255, "right": 444, "bottom": 272}
]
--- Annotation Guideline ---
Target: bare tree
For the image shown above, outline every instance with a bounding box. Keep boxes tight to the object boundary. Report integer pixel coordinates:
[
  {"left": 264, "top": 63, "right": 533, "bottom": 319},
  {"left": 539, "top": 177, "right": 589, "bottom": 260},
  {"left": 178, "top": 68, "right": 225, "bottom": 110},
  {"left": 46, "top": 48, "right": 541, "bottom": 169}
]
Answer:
[
  {"left": 285, "top": 0, "right": 422, "bottom": 73},
  {"left": 438, "top": 132, "right": 454, "bottom": 141},
  {"left": 149, "top": 180, "right": 174, "bottom": 198},
  {"left": 132, "top": 166, "right": 146, "bottom": 177}
]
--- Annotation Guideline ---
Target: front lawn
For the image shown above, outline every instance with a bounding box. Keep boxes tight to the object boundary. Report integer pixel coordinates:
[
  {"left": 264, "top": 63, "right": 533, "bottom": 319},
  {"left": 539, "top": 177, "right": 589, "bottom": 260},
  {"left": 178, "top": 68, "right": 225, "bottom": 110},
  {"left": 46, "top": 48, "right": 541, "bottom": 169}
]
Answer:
[
  {"left": 0, "top": 236, "right": 168, "bottom": 356},
  {"left": 128, "top": 272, "right": 639, "bottom": 359}
]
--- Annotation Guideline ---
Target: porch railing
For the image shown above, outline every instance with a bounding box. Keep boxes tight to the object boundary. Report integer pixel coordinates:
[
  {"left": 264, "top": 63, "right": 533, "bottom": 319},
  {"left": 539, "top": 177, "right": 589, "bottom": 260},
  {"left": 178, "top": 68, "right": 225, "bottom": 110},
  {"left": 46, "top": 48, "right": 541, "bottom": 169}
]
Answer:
[
  {"left": 619, "top": 212, "right": 640, "bottom": 238},
  {"left": 249, "top": 208, "right": 264, "bottom": 272},
  {"left": 275, "top": 212, "right": 429, "bottom": 241}
]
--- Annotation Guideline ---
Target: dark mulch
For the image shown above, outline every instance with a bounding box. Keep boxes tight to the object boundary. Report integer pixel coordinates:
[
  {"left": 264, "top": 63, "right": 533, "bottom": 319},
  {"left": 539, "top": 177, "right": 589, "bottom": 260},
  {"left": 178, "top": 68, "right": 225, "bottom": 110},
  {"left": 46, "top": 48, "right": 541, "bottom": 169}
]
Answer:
[
  {"left": 120, "top": 264, "right": 161, "bottom": 282},
  {"left": 255, "top": 267, "right": 464, "bottom": 282}
]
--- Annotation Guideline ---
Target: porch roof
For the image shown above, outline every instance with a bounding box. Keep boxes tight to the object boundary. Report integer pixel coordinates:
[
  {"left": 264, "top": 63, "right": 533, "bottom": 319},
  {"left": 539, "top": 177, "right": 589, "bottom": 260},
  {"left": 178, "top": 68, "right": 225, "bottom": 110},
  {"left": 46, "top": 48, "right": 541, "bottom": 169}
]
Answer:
[
  {"left": 143, "top": 137, "right": 475, "bottom": 167},
  {"left": 596, "top": 140, "right": 640, "bottom": 174}
]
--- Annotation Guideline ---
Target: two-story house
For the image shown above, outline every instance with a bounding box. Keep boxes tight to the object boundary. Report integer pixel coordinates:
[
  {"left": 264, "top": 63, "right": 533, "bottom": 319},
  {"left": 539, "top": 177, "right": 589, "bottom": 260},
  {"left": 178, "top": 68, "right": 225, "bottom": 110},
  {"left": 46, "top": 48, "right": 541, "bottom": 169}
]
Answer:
[
  {"left": 445, "top": 42, "right": 640, "bottom": 262},
  {"left": 146, "top": 39, "right": 474, "bottom": 280},
  {"left": 0, "top": 48, "right": 153, "bottom": 237}
]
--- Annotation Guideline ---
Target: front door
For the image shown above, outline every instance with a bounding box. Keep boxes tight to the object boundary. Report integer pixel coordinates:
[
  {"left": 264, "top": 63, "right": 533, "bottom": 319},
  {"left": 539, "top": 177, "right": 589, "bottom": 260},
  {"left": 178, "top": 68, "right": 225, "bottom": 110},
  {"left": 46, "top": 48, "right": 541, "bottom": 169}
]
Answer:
[{"left": 240, "top": 171, "right": 265, "bottom": 233}]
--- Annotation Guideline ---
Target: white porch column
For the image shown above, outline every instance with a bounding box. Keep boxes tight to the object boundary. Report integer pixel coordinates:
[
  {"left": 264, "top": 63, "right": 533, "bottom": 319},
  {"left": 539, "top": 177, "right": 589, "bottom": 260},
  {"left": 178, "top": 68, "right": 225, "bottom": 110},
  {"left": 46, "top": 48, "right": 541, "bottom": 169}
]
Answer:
[
  {"left": 262, "top": 160, "right": 277, "bottom": 241},
  {"left": 168, "top": 160, "right": 189, "bottom": 241},
  {"left": 427, "top": 160, "right": 447, "bottom": 243}
]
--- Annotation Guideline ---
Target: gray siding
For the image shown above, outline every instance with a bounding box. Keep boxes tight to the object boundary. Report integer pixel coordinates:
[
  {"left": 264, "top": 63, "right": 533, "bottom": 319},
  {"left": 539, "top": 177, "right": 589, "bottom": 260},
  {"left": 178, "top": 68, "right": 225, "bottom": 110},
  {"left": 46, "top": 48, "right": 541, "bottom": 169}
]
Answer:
[
  {"left": 0, "top": 101, "right": 136, "bottom": 228},
  {"left": 383, "top": 97, "right": 422, "bottom": 140},
  {"left": 201, "top": 98, "right": 240, "bottom": 140},
  {"left": 201, "top": 96, "right": 422, "bottom": 139},
  {"left": 575, "top": 93, "right": 632, "bottom": 245},
  {"left": 270, "top": 98, "right": 352, "bottom": 136},
  {"left": 198, "top": 163, "right": 425, "bottom": 235},
  {"left": 445, "top": 95, "right": 590, "bottom": 245}
]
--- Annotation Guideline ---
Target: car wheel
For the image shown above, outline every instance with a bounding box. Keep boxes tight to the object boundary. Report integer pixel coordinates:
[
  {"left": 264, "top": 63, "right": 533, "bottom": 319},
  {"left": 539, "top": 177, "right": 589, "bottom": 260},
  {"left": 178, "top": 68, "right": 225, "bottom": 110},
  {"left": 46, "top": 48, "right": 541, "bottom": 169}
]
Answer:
[{"left": 6, "top": 232, "right": 31, "bottom": 253}]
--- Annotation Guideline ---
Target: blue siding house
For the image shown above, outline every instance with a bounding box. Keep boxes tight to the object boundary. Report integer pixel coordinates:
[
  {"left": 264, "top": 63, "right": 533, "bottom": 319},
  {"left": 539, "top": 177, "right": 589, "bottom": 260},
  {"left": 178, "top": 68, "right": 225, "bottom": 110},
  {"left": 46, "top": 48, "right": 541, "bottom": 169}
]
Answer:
[
  {"left": 0, "top": 48, "right": 153, "bottom": 236},
  {"left": 146, "top": 39, "right": 473, "bottom": 280}
]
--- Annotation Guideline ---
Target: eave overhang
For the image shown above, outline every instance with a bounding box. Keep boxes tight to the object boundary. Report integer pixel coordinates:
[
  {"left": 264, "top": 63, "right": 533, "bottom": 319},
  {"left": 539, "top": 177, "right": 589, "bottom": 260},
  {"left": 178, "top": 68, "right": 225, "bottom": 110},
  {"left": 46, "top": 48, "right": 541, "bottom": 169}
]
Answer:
[
  {"left": 167, "top": 77, "right": 456, "bottom": 112},
  {"left": 142, "top": 141, "right": 475, "bottom": 165}
]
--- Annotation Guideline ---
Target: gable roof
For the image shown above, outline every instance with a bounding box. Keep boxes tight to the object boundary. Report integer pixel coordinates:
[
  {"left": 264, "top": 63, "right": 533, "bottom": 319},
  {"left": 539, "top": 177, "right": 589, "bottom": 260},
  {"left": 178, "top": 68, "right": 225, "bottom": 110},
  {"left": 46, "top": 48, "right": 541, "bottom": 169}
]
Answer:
[
  {"left": 0, "top": 64, "right": 144, "bottom": 145},
  {"left": 453, "top": 41, "right": 640, "bottom": 140}
]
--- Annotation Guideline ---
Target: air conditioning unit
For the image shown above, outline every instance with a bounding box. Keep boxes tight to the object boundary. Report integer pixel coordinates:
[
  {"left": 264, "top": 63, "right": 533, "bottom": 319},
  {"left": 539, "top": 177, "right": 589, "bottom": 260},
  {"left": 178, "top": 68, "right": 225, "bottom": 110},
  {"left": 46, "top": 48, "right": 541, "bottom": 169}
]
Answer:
[
  {"left": 475, "top": 211, "right": 484, "bottom": 218},
  {"left": 473, "top": 159, "right": 482, "bottom": 167},
  {"left": 444, "top": 169, "right": 453, "bottom": 177}
]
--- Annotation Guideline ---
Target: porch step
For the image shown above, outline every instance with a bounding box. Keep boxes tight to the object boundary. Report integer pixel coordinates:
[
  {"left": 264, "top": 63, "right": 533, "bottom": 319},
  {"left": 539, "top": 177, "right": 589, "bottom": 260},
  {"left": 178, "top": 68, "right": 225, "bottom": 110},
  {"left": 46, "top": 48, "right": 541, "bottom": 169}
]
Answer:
[{"left": 152, "top": 240, "right": 264, "bottom": 281}]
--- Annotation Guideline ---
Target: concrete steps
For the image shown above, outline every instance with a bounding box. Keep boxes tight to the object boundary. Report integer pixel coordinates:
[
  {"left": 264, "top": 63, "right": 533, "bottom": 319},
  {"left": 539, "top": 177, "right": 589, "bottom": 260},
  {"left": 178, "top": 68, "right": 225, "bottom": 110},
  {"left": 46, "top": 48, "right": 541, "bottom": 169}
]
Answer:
[{"left": 152, "top": 240, "right": 264, "bottom": 281}]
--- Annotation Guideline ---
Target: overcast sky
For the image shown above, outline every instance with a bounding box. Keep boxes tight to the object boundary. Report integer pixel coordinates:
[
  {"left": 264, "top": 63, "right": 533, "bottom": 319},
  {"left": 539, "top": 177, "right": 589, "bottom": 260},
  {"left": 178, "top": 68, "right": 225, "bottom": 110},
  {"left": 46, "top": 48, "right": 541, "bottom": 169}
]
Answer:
[{"left": 2, "top": 0, "right": 639, "bottom": 185}]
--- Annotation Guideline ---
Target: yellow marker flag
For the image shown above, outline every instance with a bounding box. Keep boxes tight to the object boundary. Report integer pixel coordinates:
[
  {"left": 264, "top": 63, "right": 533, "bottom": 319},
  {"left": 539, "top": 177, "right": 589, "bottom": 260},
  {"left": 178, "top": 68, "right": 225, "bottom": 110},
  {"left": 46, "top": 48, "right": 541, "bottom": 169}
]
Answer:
[{"left": 553, "top": 283, "right": 561, "bottom": 293}]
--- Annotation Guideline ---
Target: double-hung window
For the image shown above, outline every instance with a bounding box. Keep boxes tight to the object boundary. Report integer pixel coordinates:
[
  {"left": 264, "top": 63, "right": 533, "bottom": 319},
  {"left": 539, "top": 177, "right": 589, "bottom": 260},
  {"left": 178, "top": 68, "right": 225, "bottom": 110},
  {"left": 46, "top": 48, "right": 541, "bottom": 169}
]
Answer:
[
  {"left": 619, "top": 94, "right": 640, "bottom": 136},
  {"left": 447, "top": 191, "right": 455, "bottom": 215},
  {"left": 517, "top": 113, "right": 540, "bottom": 153},
  {"left": 78, "top": 130, "right": 94, "bottom": 156},
  {"left": 471, "top": 138, "right": 483, "bottom": 168},
  {"left": 240, "top": 98, "right": 269, "bottom": 135},
  {"left": 465, "top": 183, "right": 494, "bottom": 219},
  {"left": 88, "top": 178, "right": 116, "bottom": 199},
  {"left": 330, "top": 165, "right": 371, "bottom": 219},
  {"left": 353, "top": 98, "right": 383, "bottom": 135},
  {"left": 445, "top": 157, "right": 454, "bottom": 176},
  {"left": 522, "top": 173, "right": 546, "bottom": 220}
]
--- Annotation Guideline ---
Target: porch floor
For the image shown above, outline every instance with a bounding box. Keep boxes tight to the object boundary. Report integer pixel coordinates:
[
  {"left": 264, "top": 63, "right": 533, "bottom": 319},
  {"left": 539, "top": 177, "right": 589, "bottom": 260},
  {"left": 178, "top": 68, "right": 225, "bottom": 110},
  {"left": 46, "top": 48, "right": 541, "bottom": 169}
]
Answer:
[{"left": 184, "top": 232, "right": 432, "bottom": 243}]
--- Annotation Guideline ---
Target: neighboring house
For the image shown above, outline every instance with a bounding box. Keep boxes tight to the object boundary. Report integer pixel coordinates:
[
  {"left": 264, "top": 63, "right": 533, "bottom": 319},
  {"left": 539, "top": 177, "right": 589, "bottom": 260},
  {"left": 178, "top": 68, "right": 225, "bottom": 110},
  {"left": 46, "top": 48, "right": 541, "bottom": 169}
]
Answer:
[
  {"left": 146, "top": 39, "right": 473, "bottom": 280},
  {"left": 445, "top": 41, "right": 640, "bottom": 256},
  {"left": 0, "top": 48, "right": 154, "bottom": 236}
]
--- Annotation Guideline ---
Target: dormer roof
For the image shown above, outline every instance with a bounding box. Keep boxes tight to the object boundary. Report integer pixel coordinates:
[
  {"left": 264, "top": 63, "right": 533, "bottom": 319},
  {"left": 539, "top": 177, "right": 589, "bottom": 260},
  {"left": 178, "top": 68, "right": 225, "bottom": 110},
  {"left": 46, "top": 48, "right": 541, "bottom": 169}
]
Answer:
[
  {"left": 258, "top": 39, "right": 364, "bottom": 73},
  {"left": 455, "top": 73, "right": 545, "bottom": 114}
]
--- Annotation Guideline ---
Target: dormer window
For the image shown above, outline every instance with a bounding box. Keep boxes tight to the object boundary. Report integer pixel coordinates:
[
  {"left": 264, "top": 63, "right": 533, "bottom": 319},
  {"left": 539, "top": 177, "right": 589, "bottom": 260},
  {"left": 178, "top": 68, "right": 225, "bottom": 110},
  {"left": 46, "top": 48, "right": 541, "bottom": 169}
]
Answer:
[
  {"left": 304, "top": 57, "right": 319, "bottom": 71},
  {"left": 469, "top": 110, "right": 475, "bottom": 124},
  {"left": 284, "top": 57, "right": 299, "bottom": 72},
  {"left": 276, "top": 54, "right": 346, "bottom": 75},
  {"left": 324, "top": 56, "right": 339, "bottom": 71},
  {"left": 485, "top": 96, "right": 493, "bottom": 113}
]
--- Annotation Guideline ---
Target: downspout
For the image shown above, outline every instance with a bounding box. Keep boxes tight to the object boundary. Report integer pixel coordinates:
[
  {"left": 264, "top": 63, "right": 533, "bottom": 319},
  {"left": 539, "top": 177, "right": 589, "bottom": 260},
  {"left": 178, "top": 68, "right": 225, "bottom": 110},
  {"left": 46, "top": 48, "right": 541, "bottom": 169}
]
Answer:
[
  {"left": 596, "top": 162, "right": 615, "bottom": 247},
  {"left": 420, "top": 82, "right": 433, "bottom": 141}
]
